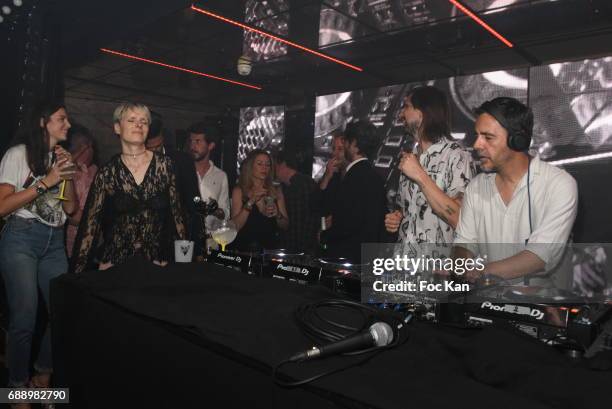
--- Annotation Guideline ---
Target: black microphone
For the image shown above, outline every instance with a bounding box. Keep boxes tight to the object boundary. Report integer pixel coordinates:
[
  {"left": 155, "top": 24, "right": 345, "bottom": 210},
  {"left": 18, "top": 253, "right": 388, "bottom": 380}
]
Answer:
[{"left": 289, "top": 322, "right": 394, "bottom": 362}]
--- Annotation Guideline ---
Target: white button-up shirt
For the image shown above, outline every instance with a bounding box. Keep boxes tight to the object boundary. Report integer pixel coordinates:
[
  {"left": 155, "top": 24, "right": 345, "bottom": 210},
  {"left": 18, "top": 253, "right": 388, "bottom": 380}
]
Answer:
[
  {"left": 454, "top": 155, "right": 578, "bottom": 268},
  {"left": 196, "top": 161, "right": 230, "bottom": 232}
]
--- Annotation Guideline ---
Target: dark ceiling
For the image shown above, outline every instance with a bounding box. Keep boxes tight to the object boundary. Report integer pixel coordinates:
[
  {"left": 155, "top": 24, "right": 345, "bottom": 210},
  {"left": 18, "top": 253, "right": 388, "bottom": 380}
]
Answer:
[{"left": 41, "top": 0, "right": 612, "bottom": 112}]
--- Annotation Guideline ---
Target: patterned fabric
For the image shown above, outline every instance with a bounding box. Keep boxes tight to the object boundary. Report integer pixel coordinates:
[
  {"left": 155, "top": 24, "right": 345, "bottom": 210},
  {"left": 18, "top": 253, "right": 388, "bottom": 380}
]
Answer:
[
  {"left": 22, "top": 179, "right": 66, "bottom": 226},
  {"left": 280, "top": 172, "right": 320, "bottom": 254},
  {"left": 0, "top": 144, "right": 66, "bottom": 226},
  {"left": 572, "top": 246, "right": 608, "bottom": 297},
  {"left": 395, "top": 138, "right": 475, "bottom": 256},
  {"left": 71, "top": 152, "right": 185, "bottom": 273}
]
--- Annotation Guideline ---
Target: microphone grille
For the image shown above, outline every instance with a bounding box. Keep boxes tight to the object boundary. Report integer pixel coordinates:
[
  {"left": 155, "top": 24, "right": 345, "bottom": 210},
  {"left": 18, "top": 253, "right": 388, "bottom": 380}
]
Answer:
[{"left": 369, "top": 322, "right": 394, "bottom": 347}]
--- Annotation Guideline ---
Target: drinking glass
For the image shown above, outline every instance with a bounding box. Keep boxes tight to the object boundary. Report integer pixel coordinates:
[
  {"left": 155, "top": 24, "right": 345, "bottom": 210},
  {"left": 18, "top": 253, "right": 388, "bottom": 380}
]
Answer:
[
  {"left": 210, "top": 219, "right": 238, "bottom": 252},
  {"left": 56, "top": 163, "right": 76, "bottom": 201}
]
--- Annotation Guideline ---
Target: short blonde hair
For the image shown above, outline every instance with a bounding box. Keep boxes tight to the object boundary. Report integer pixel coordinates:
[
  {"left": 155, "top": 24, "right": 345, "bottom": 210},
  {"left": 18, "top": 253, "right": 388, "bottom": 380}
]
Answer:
[{"left": 112, "top": 102, "right": 151, "bottom": 124}]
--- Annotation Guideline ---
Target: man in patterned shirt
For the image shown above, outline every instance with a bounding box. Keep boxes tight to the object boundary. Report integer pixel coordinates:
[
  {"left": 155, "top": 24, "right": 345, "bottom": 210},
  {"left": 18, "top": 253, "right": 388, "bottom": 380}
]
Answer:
[{"left": 384, "top": 86, "right": 475, "bottom": 256}]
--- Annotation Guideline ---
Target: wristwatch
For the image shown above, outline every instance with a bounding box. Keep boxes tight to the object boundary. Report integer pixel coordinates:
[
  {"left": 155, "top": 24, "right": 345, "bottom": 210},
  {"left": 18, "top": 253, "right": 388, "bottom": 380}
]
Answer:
[
  {"left": 243, "top": 200, "right": 254, "bottom": 211},
  {"left": 35, "top": 183, "right": 47, "bottom": 196}
]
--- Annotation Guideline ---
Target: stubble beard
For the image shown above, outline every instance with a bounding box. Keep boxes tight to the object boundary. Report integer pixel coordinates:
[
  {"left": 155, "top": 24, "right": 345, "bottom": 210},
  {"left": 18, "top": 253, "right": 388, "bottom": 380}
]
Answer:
[
  {"left": 404, "top": 122, "right": 419, "bottom": 138},
  {"left": 193, "top": 151, "right": 208, "bottom": 162}
]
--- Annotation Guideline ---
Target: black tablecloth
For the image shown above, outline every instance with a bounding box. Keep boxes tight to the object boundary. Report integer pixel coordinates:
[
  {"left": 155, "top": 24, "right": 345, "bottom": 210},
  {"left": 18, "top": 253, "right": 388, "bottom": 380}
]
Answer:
[{"left": 51, "top": 257, "right": 611, "bottom": 409}]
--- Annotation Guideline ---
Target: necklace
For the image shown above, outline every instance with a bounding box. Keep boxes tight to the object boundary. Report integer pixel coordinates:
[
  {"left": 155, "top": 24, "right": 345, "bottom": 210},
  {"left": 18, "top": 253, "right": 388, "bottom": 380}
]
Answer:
[{"left": 121, "top": 150, "right": 147, "bottom": 160}]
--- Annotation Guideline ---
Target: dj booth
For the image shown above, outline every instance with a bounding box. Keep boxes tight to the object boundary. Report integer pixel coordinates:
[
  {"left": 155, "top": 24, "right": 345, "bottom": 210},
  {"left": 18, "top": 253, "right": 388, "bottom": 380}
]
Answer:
[{"left": 50, "top": 256, "right": 611, "bottom": 409}]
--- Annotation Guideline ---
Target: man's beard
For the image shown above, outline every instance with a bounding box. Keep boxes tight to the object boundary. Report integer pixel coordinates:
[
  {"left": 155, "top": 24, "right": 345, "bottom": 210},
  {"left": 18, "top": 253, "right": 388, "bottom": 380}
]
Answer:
[
  {"left": 404, "top": 122, "right": 419, "bottom": 138},
  {"left": 192, "top": 151, "right": 207, "bottom": 161}
]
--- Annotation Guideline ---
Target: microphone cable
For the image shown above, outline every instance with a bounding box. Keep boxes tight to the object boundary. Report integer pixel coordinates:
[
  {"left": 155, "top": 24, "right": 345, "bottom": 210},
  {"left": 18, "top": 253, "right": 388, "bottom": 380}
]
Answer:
[{"left": 273, "top": 299, "right": 412, "bottom": 387}]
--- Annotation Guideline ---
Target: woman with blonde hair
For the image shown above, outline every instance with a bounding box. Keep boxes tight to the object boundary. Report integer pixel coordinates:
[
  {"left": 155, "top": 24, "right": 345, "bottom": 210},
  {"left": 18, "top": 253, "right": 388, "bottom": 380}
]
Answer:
[
  {"left": 230, "top": 149, "right": 288, "bottom": 252},
  {"left": 71, "top": 102, "right": 185, "bottom": 273}
]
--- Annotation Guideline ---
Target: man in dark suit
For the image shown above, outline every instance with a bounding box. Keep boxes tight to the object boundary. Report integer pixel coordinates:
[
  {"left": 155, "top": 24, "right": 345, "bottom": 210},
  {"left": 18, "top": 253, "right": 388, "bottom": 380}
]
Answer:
[
  {"left": 320, "top": 120, "right": 386, "bottom": 262},
  {"left": 319, "top": 129, "right": 346, "bottom": 227},
  {"left": 145, "top": 112, "right": 204, "bottom": 258}
]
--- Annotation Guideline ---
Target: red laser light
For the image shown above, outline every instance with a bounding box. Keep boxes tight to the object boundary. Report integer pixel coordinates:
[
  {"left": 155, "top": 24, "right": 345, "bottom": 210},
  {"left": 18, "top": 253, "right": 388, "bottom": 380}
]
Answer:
[
  {"left": 100, "top": 48, "right": 262, "bottom": 90},
  {"left": 190, "top": 4, "right": 363, "bottom": 72},
  {"left": 448, "top": 0, "right": 514, "bottom": 48}
]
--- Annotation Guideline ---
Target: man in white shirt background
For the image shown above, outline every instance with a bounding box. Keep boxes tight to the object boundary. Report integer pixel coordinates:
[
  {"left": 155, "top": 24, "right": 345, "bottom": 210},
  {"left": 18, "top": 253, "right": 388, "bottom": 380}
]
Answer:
[
  {"left": 454, "top": 97, "right": 578, "bottom": 283},
  {"left": 187, "top": 122, "right": 230, "bottom": 251}
]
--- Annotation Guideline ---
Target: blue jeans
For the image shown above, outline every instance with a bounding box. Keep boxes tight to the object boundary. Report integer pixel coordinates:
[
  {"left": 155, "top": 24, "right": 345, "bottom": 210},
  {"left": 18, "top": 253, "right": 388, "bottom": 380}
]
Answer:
[{"left": 0, "top": 216, "right": 67, "bottom": 387}]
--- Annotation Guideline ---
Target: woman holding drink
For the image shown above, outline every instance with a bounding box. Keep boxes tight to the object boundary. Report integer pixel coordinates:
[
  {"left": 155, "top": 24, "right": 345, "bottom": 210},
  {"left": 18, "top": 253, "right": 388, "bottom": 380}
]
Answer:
[
  {"left": 230, "top": 149, "right": 288, "bottom": 252},
  {"left": 0, "top": 100, "right": 76, "bottom": 401}
]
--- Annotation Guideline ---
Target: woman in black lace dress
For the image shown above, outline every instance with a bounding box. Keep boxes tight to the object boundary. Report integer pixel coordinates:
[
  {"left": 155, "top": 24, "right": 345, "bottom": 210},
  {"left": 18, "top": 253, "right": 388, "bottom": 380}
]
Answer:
[{"left": 71, "top": 103, "right": 185, "bottom": 273}]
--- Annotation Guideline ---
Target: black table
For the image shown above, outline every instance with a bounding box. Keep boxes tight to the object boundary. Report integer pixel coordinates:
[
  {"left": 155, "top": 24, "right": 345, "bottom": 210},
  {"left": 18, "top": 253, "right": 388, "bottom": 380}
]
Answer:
[{"left": 51, "top": 257, "right": 610, "bottom": 409}]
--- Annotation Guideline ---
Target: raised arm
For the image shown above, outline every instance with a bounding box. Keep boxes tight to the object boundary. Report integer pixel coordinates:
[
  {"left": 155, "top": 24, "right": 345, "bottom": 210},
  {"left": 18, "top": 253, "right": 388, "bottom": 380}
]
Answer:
[
  {"left": 0, "top": 154, "right": 76, "bottom": 217},
  {"left": 400, "top": 149, "right": 474, "bottom": 229}
]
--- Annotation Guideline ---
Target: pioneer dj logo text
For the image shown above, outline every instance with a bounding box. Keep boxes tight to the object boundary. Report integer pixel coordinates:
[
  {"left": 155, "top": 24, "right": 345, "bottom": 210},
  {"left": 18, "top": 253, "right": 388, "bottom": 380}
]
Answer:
[
  {"left": 276, "top": 264, "right": 310, "bottom": 276},
  {"left": 217, "top": 253, "right": 241, "bottom": 263},
  {"left": 480, "top": 301, "right": 545, "bottom": 320}
]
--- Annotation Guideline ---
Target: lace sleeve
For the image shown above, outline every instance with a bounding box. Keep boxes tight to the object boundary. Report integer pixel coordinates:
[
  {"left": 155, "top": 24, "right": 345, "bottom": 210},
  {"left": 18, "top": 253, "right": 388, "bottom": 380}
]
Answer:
[
  {"left": 70, "top": 169, "right": 107, "bottom": 273},
  {"left": 167, "top": 161, "right": 186, "bottom": 241}
]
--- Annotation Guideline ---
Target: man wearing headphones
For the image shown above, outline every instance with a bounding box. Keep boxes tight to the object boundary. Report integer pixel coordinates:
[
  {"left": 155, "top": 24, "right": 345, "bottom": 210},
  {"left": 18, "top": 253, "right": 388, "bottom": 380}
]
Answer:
[{"left": 454, "top": 97, "right": 578, "bottom": 282}]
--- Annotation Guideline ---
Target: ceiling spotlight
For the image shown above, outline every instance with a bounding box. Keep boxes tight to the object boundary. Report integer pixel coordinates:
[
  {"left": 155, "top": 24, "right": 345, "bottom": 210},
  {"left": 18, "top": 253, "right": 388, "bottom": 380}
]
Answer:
[
  {"left": 2, "top": 6, "right": 11, "bottom": 15},
  {"left": 237, "top": 55, "right": 252, "bottom": 76},
  {"left": 13, "top": 0, "right": 23, "bottom": 7}
]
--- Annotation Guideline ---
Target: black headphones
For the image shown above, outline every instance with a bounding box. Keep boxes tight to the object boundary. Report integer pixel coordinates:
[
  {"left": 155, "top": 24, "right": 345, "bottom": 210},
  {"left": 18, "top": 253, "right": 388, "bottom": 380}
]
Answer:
[
  {"left": 478, "top": 98, "right": 533, "bottom": 236},
  {"left": 479, "top": 99, "right": 532, "bottom": 152},
  {"left": 477, "top": 98, "right": 534, "bottom": 285},
  {"left": 507, "top": 125, "right": 531, "bottom": 152}
]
